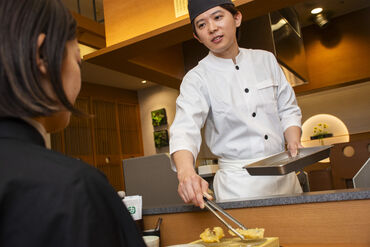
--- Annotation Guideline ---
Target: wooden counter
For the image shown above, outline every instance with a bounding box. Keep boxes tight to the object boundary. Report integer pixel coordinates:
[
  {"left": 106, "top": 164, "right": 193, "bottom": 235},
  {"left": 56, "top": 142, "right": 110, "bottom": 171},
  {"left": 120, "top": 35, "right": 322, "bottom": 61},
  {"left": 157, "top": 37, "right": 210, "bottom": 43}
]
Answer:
[{"left": 142, "top": 190, "right": 370, "bottom": 246}]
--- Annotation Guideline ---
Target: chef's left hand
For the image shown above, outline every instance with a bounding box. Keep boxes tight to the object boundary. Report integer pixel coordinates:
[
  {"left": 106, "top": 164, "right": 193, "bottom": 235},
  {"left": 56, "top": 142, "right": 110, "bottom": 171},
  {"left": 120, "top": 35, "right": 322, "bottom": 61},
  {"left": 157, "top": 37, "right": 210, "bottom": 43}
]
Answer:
[
  {"left": 287, "top": 141, "right": 304, "bottom": 157},
  {"left": 284, "top": 126, "right": 303, "bottom": 157}
]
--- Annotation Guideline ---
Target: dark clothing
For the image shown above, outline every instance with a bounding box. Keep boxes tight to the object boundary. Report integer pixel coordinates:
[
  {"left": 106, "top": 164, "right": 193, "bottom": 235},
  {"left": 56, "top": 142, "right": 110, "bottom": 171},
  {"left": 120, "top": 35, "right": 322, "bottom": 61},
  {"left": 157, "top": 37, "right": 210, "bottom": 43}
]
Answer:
[{"left": 0, "top": 118, "right": 146, "bottom": 247}]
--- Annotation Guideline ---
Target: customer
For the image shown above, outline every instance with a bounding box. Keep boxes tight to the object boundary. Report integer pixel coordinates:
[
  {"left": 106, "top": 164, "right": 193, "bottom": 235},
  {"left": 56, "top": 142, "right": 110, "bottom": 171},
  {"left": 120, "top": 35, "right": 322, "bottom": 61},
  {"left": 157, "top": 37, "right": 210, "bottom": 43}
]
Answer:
[{"left": 0, "top": 0, "right": 146, "bottom": 246}]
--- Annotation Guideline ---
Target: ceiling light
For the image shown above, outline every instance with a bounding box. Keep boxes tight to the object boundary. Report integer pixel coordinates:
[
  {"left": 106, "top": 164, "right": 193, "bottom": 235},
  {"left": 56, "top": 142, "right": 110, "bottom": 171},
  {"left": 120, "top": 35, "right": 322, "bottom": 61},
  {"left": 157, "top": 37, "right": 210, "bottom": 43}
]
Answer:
[
  {"left": 313, "top": 13, "right": 329, "bottom": 28},
  {"left": 311, "top": 7, "right": 323, "bottom": 15},
  {"left": 141, "top": 80, "right": 147, "bottom": 84}
]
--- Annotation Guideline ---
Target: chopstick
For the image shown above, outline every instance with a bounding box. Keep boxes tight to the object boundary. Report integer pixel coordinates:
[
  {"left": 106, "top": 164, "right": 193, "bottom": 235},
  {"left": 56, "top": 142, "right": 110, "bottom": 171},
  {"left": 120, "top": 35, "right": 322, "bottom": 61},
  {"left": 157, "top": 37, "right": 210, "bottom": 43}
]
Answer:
[{"left": 203, "top": 196, "right": 247, "bottom": 240}]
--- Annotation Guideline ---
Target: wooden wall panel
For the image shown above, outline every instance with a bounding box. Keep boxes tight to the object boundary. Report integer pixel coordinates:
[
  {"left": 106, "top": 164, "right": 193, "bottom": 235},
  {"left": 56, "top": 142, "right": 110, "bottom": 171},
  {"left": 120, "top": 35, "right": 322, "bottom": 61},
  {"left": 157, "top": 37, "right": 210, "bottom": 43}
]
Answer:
[
  {"left": 64, "top": 98, "right": 94, "bottom": 165},
  {"left": 92, "top": 100, "right": 124, "bottom": 191},
  {"left": 295, "top": 8, "right": 370, "bottom": 94},
  {"left": 117, "top": 103, "right": 143, "bottom": 156},
  {"left": 330, "top": 139, "right": 370, "bottom": 189},
  {"left": 92, "top": 100, "right": 120, "bottom": 155},
  {"left": 50, "top": 83, "right": 144, "bottom": 191}
]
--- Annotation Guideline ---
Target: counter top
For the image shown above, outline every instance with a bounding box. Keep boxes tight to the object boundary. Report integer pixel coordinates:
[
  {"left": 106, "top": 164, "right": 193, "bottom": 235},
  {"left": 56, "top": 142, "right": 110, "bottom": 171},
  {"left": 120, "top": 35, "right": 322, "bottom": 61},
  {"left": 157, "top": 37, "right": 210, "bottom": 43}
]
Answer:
[{"left": 143, "top": 188, "right": 370, "bottom": 215}]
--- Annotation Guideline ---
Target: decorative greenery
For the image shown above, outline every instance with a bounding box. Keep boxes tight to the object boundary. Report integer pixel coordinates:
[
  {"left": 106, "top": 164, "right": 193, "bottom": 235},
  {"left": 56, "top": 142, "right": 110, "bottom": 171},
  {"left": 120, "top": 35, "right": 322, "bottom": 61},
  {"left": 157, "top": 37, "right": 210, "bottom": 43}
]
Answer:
[
  {"left": 151, "top": 108, "right": 167, "bottom": 127},
  {"left": 153, "top": 130, "right": 169, "bottom": 148},
  {"left": 310, "top": 123, "right": 333, "bottom": 140}
]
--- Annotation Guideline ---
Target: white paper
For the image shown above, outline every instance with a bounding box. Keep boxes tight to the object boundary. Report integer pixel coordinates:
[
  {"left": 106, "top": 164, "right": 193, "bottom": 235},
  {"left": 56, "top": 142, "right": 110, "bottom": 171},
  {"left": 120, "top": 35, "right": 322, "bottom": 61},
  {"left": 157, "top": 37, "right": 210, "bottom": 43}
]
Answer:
[{"left": 122, "top": 195, "right": 142, "bottom": 220}]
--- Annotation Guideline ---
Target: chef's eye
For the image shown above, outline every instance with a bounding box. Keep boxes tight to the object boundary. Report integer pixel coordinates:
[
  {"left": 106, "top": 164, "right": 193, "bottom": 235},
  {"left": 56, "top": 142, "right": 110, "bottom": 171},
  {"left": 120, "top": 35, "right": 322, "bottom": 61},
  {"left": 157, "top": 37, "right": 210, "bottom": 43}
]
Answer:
[
  {"left": 215, "top": 15, "right": 223, "bottom": 20},
  {"left": 197, "top": 23, "right": 205, "bottom": 29}
]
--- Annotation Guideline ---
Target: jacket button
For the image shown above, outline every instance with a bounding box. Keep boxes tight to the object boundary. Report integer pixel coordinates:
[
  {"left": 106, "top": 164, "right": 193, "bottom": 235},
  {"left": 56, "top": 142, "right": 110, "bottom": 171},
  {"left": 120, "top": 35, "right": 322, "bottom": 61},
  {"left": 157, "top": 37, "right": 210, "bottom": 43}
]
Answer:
[
  {"left": 235, "top": 65, "right": 239, "bottom": 70},
  {"left": 264, "top": 135, "right": 268, "bottom": 140},
  {"left": 252, "top": 112, "right": 256, "bottom": 117},
  {"left": 244, "top": 88, "right": 249, "bottom": 93}
]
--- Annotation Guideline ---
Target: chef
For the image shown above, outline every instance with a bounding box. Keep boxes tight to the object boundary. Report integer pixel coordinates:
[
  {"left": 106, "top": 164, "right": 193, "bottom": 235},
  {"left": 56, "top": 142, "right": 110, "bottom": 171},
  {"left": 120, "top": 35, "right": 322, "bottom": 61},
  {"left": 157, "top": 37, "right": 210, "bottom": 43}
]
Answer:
[{"left": 169, "top": 0, "right": 303, "bottom": 208}]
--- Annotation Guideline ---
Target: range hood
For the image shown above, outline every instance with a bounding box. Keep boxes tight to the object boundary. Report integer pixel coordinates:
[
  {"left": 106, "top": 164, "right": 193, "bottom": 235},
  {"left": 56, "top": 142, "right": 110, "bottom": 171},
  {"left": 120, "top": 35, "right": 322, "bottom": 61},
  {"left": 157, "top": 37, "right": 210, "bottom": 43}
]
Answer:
[
  {"left": 239, "top": 7, "right": 309, "bottom": 87},
  {"left": 270, "top": 8, "right": 308, "bottom": 86},
  {"left": 183, "top": 7, "right": 309, "bottom": 87}
]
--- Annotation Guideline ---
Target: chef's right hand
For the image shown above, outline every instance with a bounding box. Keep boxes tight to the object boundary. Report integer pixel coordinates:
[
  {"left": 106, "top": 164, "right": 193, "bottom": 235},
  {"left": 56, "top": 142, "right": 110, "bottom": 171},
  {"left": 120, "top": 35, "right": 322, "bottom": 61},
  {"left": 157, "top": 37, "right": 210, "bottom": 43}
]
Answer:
[
  {"left": 173, "top": 150, "right": 213, "bottom": 208},
  {"left": 177, "top": 168, "right": 212, "bottom": 208}
]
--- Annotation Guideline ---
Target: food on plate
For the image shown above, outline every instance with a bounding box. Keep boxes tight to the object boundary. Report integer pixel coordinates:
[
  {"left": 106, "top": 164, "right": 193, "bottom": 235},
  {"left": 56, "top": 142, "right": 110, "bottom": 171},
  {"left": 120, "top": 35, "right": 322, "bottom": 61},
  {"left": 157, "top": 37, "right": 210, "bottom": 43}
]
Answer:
[
  {"left": 199, "top": 227, "right": 225, "bottom": 243},
  {"left": 228, "top": 228, "right": 265, "bottom": 239}
]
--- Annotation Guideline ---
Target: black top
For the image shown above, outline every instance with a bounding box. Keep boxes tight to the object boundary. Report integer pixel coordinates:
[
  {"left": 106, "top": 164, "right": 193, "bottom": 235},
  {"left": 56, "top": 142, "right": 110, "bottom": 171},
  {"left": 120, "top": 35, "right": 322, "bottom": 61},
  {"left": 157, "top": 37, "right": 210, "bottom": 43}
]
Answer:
[{"left": 0, "top": 118, "right": 146, "bottom": 247}]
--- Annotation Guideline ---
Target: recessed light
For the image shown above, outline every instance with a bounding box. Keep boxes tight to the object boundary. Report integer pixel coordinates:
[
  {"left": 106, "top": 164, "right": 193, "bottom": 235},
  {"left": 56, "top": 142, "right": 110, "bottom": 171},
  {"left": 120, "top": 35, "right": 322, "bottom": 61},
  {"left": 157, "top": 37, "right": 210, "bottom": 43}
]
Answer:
[
  {"left": 141, "top": 80, "right": 147, "bottom": 84},
  {"left": 311, "top": 7, "right": 323, "bottom": 15}
]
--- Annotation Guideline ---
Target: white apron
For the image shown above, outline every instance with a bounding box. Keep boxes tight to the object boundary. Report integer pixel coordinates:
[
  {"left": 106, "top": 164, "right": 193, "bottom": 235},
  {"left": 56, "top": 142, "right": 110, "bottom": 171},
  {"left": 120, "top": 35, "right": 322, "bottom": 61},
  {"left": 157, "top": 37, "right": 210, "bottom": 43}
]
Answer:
[{"left": 213, "top": 158, "right": 303, "bottom": 201}]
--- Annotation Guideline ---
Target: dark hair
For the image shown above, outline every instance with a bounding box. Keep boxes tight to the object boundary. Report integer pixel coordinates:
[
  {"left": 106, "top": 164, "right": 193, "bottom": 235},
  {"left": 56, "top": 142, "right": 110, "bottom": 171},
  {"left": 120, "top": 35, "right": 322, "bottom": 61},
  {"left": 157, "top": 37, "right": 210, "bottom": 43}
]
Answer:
[
  {"left": 0, "top": 0, "right": 82, "bottom": 118},
  {"left": 192, "top": 4, "right": 241, "bottom": 40}
]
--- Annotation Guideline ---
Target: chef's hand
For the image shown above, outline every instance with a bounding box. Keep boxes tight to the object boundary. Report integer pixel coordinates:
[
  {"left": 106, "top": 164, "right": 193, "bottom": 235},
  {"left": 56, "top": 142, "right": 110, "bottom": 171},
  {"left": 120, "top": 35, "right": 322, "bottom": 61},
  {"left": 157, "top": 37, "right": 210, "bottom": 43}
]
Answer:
[
  {"left": 177, "top": 168, "right": 212, "bottom": 208},
  {"left": 172, "top": 150, "right": 213, "bottom": 208},
  {"left": 284, "top": 126, "right": 303, "bottom": 157},
  {"left": 287, "top": 141, "right": 304, "bottom": 157}
]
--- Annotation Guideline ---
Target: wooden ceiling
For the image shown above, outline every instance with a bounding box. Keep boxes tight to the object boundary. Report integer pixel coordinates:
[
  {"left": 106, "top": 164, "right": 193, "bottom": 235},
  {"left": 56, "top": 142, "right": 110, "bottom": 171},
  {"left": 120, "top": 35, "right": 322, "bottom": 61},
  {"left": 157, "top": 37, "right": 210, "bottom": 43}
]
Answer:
[{"left": 84, "top": 0, "right": 308, "bottom": 89}]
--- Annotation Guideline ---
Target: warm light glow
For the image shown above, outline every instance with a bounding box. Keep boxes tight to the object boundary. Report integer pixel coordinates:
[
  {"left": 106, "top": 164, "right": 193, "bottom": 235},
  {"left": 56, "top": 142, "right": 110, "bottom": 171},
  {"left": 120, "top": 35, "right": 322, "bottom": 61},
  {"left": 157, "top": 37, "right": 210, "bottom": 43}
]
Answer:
[
  {"left": 302, "top": 114, "right": 349, "bottom": 145},
  {"left": 311, "top": 7, "right": 323, "bottom": 15},
  {"left": 301, "top": 114, "right": 349, "bottom": 163},
  {"left": 141, "top": 80, "right": 147, "bottom": 84}
]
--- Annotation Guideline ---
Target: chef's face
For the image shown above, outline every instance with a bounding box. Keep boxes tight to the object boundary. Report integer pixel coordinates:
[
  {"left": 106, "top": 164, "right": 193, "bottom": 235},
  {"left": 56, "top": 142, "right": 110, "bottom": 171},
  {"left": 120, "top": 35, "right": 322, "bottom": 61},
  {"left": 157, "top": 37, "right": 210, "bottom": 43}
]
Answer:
[{"left": 193, "top": 6, "right": 242, "bottom": 59}]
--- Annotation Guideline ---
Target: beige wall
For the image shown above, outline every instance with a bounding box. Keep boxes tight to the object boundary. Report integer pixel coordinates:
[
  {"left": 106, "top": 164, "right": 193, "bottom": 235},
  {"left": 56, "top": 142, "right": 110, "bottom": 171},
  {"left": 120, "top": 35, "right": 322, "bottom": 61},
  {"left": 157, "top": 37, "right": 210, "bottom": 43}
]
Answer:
[
  {"left": 297, "top": 81, "right": 370, "bottom": 135},
  {"left": 137, "top": 84, "right": 217, "bottom": 160},
  {"left": 138, "top": 81, "right": 369, "bottom": 158},
  {"left": 138, "top": 85, "right": 179, "bottom": 156}
]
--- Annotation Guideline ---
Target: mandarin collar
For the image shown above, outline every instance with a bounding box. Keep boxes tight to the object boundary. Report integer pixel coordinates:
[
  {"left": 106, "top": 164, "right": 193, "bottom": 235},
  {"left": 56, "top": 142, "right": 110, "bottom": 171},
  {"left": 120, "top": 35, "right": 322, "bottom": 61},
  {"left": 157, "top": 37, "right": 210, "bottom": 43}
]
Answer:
[
  {"left": 0, "top": 118, "right": 46, "bottom": 147},
  {"left": 202, "top": 48, "right": 245, "bottom": 70}
]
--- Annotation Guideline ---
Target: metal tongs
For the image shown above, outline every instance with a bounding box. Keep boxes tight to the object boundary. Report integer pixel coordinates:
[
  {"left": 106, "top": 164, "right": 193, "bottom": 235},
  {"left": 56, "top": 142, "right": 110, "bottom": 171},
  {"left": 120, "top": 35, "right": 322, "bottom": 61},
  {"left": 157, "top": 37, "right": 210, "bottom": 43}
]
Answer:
[{"left": 203, "top": 196, "right": 247, "bottom": 240}]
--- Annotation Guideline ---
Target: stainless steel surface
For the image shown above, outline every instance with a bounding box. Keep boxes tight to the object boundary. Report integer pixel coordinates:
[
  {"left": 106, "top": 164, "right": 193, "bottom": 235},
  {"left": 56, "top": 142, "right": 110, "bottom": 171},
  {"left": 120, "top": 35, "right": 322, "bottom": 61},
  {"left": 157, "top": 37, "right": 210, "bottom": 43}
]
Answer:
[
  {"left": 123, "top": 154, "right": 185, "bottom": 208},
  {"left": 244, "top": 145, "right": 332, "bottom": 176},
  {"left": 203, "top": 197, "right": 247, "bottom": 240}
]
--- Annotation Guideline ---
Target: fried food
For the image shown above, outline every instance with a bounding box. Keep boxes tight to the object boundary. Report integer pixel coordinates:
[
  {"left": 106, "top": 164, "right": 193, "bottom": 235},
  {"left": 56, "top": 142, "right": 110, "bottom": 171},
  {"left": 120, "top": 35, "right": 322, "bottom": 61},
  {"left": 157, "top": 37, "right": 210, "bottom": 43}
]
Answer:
[
  {"left": 200, "top": 226, "right": 225, "bottom": 243},
  {"left": 228, "top": 228, "right": 265, "bottom": 239}
]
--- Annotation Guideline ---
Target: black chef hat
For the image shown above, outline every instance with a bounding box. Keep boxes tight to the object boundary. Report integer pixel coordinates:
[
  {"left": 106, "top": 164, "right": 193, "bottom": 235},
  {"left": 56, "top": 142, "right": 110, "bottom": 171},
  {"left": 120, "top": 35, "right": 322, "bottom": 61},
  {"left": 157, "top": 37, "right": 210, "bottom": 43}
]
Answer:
[{"left": 188, "top": 0, "right": 234, "bottom": 23}]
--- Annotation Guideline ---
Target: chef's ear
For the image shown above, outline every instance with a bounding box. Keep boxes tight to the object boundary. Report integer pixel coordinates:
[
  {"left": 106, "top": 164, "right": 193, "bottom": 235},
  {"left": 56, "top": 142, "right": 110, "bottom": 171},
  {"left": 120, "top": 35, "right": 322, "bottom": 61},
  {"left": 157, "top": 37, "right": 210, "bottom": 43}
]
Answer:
[
  {"left": 36, "top": 33, "right": 47, "bottom": 75},
  {"left": 234, "top": 11, "right": 242, "bottom": 28},
  {"left": 193, "top": 32, "right": 202, "bottom": 44}
]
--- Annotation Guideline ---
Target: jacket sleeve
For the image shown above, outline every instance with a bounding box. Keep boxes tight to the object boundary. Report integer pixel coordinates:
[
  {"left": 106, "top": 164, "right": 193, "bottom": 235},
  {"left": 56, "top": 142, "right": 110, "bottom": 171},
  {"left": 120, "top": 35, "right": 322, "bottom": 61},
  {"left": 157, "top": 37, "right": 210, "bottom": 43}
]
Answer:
[
  {"left": 269, "top": 54, "right": 302, "bottom": 132},
  {"left": 169, "top": 71, "right": 210, "bottom": 166}
]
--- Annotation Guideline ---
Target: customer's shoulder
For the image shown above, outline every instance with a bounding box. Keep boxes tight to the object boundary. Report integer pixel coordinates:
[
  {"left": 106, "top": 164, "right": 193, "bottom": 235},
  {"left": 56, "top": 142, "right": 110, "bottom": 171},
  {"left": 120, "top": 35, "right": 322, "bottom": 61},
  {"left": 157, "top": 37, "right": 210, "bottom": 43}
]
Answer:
[{"left": 2, "top": 138, "right": 103, "bottom": 181}]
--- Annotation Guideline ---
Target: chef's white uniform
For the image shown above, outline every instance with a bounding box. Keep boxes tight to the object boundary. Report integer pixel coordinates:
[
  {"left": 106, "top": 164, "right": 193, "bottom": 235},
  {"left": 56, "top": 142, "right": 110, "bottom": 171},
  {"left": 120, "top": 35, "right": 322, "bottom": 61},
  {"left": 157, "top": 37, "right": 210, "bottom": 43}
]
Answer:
[{"left": 169, "top": 48, "right": 303, "bottom": 201}]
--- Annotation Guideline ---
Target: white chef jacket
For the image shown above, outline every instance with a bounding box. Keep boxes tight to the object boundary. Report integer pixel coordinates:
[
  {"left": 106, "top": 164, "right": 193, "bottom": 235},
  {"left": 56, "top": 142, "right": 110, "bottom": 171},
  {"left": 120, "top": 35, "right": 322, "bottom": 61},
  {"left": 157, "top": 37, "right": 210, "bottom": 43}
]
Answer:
[{"left": 169, "top": 48, "right": 303, "bottom": 200}]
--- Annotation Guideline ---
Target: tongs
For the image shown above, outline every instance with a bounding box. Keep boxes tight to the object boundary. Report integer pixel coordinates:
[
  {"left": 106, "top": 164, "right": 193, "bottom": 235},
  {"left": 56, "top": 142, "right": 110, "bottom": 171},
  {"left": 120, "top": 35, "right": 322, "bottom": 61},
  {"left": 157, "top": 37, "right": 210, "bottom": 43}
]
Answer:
[{"left": 203, "top": 196, "right": 247, "bottom": 240}]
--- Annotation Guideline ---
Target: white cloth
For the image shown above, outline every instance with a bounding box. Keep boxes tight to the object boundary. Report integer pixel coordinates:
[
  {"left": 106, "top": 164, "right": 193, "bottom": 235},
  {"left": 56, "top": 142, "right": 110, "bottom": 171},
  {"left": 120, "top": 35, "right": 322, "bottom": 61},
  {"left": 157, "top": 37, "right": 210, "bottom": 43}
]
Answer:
[
  {"left": 169, "top": 48, "right": 302, "bottom": 200},
  {"left": 214, "top": 158, "right": 302, "bottom": 201}
]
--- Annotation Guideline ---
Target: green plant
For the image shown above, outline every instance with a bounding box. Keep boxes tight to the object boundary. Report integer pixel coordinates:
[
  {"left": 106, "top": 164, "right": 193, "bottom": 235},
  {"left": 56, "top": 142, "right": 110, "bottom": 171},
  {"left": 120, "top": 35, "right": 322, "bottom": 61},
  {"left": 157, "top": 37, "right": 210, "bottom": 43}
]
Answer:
[
  {"left": 151, "top": 108, "right": 167, "bottom": 127},
  {"left": 311, "top": 123, "right": 333, "bottom": 144},
  {"left": 153, "top": 130, "right": 169, "bottom": 148},
  {"left": 313, "top": 123, "right": 328, "bottom": 136}
]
